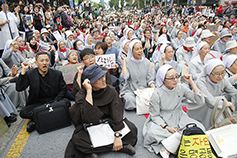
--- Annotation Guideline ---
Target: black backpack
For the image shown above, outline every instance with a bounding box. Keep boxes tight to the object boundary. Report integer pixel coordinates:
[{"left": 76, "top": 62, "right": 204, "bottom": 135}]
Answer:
[{"left": 176, "top": 123, "right": 217, "bottom": 157}]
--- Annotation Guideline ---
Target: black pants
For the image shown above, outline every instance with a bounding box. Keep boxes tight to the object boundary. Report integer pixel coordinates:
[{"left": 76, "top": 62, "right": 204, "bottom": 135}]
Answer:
[{"left": 20, "top": 103, "right": 42, "bottom": 120}]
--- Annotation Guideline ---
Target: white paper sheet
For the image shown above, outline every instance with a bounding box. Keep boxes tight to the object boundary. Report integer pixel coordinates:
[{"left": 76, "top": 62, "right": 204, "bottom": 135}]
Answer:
[{"left": 87, "top": 121, "right": 130, "bottom": 148}]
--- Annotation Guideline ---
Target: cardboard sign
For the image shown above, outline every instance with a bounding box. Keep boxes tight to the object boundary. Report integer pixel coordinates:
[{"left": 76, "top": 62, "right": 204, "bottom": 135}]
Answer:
[
  {"left": 178, "top": 135, "right": 216, "bottom": 158},
  {"left": 95, "top": 54, "right": 116, "bottom": 69},
  {"left": 207, "top": 24, "right": 218, "bottom": 32},
  {"left": 55, "top": 64, "right": 83, "bottom": 84}
]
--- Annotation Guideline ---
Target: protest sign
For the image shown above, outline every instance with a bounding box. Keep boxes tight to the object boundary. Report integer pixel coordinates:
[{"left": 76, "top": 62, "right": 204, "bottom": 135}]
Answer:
[
  {"left": 207, "top": 24, "right": 218, "bottom": 32},
  {"left": 95, "top": 54, "right": 116, "bottom": 69},
  {"left": 25, "top": 15, "right": 33, "bottom": 31},
  {"left": 178, "top": 135, "right": 216, "bottom": 157},
  {"left": 55, "top": 64, "right": 83, "bottom": 84},
  {"left": 53, "top": 31, "right": 63, "bottom": 41}
]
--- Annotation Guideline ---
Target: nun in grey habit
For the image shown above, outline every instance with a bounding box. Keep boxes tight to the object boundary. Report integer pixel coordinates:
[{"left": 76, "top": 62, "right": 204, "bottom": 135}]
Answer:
[
  {"left": 188, "top": 59, "right": 237, "bottom": 129},
  {"left": 0, "top": 59, "right": 27, "bottom": 110},
  {"left": 143, "top": 64, "right": 205, "bottom": 157},
  {"left": 120, "top": 39, "right": 155, "bottom": 110}
]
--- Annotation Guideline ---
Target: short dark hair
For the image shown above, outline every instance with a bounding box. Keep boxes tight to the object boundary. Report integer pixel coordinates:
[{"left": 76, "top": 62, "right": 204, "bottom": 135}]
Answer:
[
  {"left": 102, "top": 26, "right": 108, "bottom": 31},
  {"left": 80, "top": 48, "right": 95, "bottom": 60},
  {"left": 35, "top": 52, "right": 50, "bottom": 61},
  {"left": 95, "top": 42, "right": 108, "bottom": 54},
  {"left": 198, "top": 23, "right": 205, "bottom": 29}
]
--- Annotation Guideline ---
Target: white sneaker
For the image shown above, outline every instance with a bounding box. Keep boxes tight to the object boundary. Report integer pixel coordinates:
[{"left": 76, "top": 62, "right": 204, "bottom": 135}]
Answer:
[{"left": 160, "top": 150, "right": 170, "bottom": 158}]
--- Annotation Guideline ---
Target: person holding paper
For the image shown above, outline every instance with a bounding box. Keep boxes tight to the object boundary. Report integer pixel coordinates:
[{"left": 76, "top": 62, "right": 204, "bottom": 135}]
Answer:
[
  {"left": 65, "top": 65, "right": 137, "bottom": 158},
  {"left": 188, "top": 59, "right": 237, "bottom": 129},
  {"left": 120, "top": 39, "right": 155, "bottom": 110},
  {"left": 143, "top": 64, "right": 205, "bottom": 157}
]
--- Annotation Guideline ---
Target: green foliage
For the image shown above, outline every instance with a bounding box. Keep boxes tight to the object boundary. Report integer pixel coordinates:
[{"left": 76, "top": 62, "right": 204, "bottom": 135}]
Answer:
[
  {"left": 92, "top": 2, "right": 105, "bottom": 9},
  {"left": 109, "top": 0, "right": 119, "bottom": 9}
]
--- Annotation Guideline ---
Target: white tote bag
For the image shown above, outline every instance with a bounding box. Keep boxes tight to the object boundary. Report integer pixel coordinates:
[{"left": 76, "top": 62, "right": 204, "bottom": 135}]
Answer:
[{"left": 134, "top": 88, "right": 155, "bottom": 115}]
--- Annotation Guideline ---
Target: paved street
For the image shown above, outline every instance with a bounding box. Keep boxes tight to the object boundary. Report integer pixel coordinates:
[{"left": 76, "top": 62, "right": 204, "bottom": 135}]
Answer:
[{"left": 0, "top": 104, "right": 177, "bottom": 158}]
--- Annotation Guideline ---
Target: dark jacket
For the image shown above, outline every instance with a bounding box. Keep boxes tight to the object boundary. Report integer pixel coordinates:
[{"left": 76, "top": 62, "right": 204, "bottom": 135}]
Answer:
[
  {"left": 16, "top": 68, "right": 67, "bottom": 105},
  {"left": 60, "top": 11, "right": 71, "bottom": 29}
]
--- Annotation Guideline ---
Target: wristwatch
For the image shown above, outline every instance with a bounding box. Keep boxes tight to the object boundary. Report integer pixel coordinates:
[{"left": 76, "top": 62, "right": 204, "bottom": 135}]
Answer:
[{"left": 114, "top": 132, "right": 122, "bottom": 137}]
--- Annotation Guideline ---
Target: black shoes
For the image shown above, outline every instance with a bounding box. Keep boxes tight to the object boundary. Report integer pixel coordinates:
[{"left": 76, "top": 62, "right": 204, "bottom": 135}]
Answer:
[
  {"left": 27, "top": 120, "right": 35, "bottom": 133},
  {"left": 90, "top": 153, "right": 99, "bottom": 158},
  {"left": 4, "top": 114, "right": 17, "bottom": 123},
  {"left": 120, "top": 144, "right": 136, "bottom": 155}
]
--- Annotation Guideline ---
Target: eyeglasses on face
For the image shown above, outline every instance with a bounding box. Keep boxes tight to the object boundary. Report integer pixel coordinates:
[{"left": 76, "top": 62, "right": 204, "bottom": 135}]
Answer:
[
  {"left": 211, "top": 71, "right": 226, "bottom": 77},
  {"left": 165, "top": 74, "right": 180, "bottom": 81},
  {"left": 83, "top": 55, "right": 95, "bottom": 61}
]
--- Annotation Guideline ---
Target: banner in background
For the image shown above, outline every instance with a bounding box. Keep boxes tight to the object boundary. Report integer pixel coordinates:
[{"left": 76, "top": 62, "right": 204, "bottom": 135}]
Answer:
[
  {"left": 74, "top": 0, "right": 78, "bottom": 9},
  {"left": 69, "top": 0, "right": 74, "bottom": 8}
]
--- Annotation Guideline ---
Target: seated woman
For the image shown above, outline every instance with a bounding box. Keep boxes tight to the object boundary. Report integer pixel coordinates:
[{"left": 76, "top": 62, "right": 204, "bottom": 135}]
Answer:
[
  {"left": 154, "top": 44, "right": 180, "bottom": 85},
  {"left": 65, "top": 65, "right": 137, "bottom": 158},
  {"left": 0, "top": 58, "right": 27, "bottom": 110},
  {"left": 176, "top": 37, "right": 196, "bottom": 67},
  {"left": 189, "top": 41, "right": 210, "bottom": 82},
  {"left": 223, "top": 40, "right": 237, "bottom": 60},
  {"left": 73, "top": 39, "right": 84, "bottom": 63},
  {"left": 120, "top": 39, "right": 155, "bottom": 110},
  {"left": 64, "top": 50, "right": 81, "bottom": 100},
  {"left": 55, "top": 41, "right": 69, "bottom": 66},
  {"left": 171, "top": 30, "right": 184, "bottom": 51},
  {"left": 188, "top": 59, "right": 237, "bottom": 129},
  {"left": 15, "top": 36, "right": 34, "bottom": 59},
  {"left": 141, "top": 28, "right": 156, "bottom": 60},
  {"left": 104, "top": 36, "right": 119, "bottom": 63},
  {"left": 143, "top": 64, "right": 205, "bottom": 157},
  {"left": 84, "top": 34, "right": 95, "bottom": 50},
  {"left": 25, "top": 36, "right": 46, "bottom": 55},
  {"left": 118, "top": 40, "right": 130, "bottom": 71}
]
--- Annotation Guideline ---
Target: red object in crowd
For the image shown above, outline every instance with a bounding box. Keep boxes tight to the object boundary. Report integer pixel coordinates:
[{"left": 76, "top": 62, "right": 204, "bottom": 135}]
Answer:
[
  {"left": 191, "top": 30, "right": 197, "bottom": 37},
  {"left": 59, "top": 47, "right": 67, "bottom": 52},
  {"left": 182, "top": 106, "right": 187, "bottom": 113},
  {"left": 216, "top": 5, "right": 223, "bottom": 14}
]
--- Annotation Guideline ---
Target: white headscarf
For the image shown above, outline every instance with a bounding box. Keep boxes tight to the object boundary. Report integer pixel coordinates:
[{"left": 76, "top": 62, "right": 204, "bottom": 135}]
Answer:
[
  {"left": 192, "top": 41, "right": 209, "bottom": 59},
  {"left": 223, "top": 54, "right": 237, "bottom": 68},
  {"left": 85, "top": 34, "right": 92, "bottom": 46},
  {"left": 156, "top": 64, "right": 173, "bottom": 87},
  {"left": 120, "top": 39, "right": 130, "bottom": 54},
  {"left": 125, "top": 28, "right": 134, "bottom": 40},
  {"left": 127, "top": 39, "right": 142, "bottom": 60},
  {"left": 199, "top": 59, "right": 224, "bottom": 78},
  {"left": 3, "top": 40, "right": 13, "bottom": 54},
  {"left": 193, "top": 28, "right": 202, "bottom": 40},
  {"left": 157, "top": 44, "right": 169, "bottom": 61}
]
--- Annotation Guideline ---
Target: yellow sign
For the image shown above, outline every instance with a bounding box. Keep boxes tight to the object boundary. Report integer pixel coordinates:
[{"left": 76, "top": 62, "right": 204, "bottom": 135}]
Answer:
[{"left": 178, "top": 135, "right": 216, "bottom": 158}]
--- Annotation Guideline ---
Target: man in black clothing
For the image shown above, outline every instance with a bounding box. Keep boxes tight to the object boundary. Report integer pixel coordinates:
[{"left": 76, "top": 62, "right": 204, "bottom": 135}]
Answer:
[{"left": 16, "top": 52, "right": 67, "bottom": 132}]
